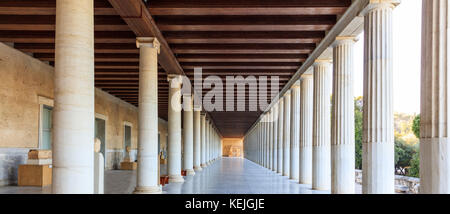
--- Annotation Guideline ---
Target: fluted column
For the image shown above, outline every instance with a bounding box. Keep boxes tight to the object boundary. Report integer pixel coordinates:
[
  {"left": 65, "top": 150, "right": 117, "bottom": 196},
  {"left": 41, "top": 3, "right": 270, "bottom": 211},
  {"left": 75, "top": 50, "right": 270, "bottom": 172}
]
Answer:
[
  {"left": 312, "top": 60, "right": 332, "bottom": 190},
  {"left": 299, "top": 74, "right": 314, "bottom": 184},
  {"left": 53, "top": 0, "right": 95, "bottom": 194},
  {"left": 277, "top": 99, "right": 284, "bottom": 174},
  {"left": 167, "top": 75, "right": 184, "bottom": 183},
  {"left": 420, "top": 0, "right": 450, "bottom": 194},
  {"left": 283, "top": 91, "right": 291, "bottom": 177},
  {"left": 362, "top": 1, "right": 398, "bottom": 194},
  {"left": 331, "top": 37, "right": 356, "bottom": 194},
  {"left": 268, "top": 110, "right": 274, "bottom": 170},
  {"left": 261, "top": 116, "right": 266, "bottom": 167},
  {"left": 272, "top": 103, "right": 279, "bottom": 172},
  {"left": 290, "top": 81, "right": 300, "bottom": 180},
  {"left": 205, "top": 118, "right": 210, "bottom": 166},
  {"left": 265, "top": 114, "right": 270, "bottom": 168},
  {"left": 193, "top": 107, "right": 202, "bottom": 171},
  {"left": 200, "top": 113, "right": 207, "bottom": 167},
  {"left": 183, "top": 94, "right": 195, "bottom": 176}
]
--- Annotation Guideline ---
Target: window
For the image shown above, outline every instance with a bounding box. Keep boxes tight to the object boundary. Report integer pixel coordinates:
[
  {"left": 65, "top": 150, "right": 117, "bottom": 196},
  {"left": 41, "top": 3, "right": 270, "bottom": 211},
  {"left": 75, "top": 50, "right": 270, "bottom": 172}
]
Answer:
[
  {"left": 124, "top": 124, "right": 131, "bottom": 153},
  {"left": 40, "top": 105, "right": 53, "bottom": 150}
]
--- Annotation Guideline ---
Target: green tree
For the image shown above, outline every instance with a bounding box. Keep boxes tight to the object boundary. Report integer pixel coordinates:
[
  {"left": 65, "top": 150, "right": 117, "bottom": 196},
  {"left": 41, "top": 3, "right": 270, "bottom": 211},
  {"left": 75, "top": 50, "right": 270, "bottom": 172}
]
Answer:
[
  {"left": 394, "top": 138, "right": 416, "bottom": 175},
  {"left": 354, "top": 96, "right": 363, "bottom": 169},
  {"left": 412, "top": 115, "right": 420, "bottom": 139},
  {"left": 408, "top": 151, "right": 420, "bottom": 177}
]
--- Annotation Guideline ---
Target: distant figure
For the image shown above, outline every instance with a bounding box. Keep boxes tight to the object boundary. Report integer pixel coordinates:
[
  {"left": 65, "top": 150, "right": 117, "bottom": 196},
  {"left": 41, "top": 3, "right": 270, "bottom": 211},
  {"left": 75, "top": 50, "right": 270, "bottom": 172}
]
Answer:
[{"left": 94, "top": 138, "right": 104, "bottom": 194}]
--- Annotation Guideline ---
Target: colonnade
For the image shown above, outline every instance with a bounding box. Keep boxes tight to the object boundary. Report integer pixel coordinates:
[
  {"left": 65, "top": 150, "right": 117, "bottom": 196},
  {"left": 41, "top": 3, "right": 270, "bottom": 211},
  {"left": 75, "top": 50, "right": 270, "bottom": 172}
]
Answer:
[
  {"left": 244, "top": 0, "right": 450, "bottom": 194},
  {"left": 46, "top": 0, "right": 450, "bottom": 194},
  {"left": 51, "top": 0, "right": 221, "bottom": 194}
]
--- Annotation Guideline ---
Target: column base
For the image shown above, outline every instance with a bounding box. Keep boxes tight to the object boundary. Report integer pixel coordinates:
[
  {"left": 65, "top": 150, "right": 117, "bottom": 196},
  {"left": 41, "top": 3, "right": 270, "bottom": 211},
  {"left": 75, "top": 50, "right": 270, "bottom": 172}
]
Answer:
[
  {"left": 133, "top": 186, "right": 162, "bottom": 194},
  {"left": 194, "top": 166, "right": 202, "bottom": 171},
  {"left": 169, "top": 175, "right": 185, "bottom": 183},
  {"left": 201, "top": 163, "right": 207, "bottom": 168},
  {"left": 186, "top": 169, "right": 195, "bottom": 176}
]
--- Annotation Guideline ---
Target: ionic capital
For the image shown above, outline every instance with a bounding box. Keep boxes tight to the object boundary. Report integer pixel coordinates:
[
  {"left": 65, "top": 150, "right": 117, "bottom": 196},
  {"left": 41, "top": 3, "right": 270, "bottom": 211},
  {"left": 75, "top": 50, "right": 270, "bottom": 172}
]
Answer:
[
  {"left": 136, "top": 37, "right": 160, "bottom": 53},
  {"left": 361, "top": 0, "right": 400, "bottom": 16}
]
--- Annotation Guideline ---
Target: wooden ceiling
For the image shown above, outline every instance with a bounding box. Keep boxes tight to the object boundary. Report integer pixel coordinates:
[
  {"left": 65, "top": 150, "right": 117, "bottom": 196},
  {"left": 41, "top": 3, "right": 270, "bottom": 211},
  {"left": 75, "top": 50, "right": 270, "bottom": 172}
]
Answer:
[{"left": 0, "top": 0, "right": 352, "bottom": 138}]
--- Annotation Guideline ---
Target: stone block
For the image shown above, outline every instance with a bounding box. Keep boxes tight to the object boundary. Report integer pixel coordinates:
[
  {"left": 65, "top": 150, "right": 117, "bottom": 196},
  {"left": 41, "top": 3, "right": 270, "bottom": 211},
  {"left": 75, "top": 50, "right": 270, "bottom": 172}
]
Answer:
[{"left": 18, "top": 164, "right": 52, "bottom": 186}]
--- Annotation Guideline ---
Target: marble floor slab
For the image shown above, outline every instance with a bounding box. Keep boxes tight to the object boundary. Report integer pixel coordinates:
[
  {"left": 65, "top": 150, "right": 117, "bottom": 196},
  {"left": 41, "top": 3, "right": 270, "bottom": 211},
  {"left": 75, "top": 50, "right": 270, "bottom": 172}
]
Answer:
[{"left": 0, "top": 157, "right": 362, "bottom": 194}]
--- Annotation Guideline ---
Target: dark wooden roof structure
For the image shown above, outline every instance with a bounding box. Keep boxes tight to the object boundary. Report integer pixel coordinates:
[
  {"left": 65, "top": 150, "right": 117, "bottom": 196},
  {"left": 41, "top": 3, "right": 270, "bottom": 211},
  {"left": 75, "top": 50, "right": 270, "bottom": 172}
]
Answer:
[{"left": 0, "top": 0, "right": 352, "bottom": 137}]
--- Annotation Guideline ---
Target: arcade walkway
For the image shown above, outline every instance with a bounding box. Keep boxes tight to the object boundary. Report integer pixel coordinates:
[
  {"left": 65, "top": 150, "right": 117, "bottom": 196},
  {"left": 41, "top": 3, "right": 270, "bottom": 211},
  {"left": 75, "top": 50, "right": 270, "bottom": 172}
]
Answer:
[{"left": 0, "top": 158, "right": 361, "bottom": 194}]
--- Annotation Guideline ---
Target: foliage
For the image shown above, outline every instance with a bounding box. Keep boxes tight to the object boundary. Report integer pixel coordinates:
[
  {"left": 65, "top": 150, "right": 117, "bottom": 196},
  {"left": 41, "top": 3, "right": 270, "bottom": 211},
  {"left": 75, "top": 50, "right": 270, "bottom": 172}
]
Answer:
[
  {"left": 354, "top": 96, "right": 363, "bottom": 169},
  {"left": 353, "top": 96, "right": 420, "bottom": 177},
  {"left": 408, "top": 151, "right": 420, "bottom": 178},
  {"left": 412, "top": 115, "right": 420, "bottom": 139}
]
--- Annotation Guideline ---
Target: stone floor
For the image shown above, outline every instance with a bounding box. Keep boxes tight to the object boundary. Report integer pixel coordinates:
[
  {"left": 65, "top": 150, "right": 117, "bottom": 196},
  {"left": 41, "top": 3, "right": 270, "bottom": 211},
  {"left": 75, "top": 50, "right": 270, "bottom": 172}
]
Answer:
[{"left": 0, "top": 157, "right": 362, "bottom": 194}]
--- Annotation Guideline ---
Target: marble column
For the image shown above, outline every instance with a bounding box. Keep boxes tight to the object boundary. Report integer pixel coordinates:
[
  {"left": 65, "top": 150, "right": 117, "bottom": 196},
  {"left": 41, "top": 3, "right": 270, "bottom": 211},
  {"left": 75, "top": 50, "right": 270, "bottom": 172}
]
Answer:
[
  {"left": 167, "top": 75, "right": 184, "bottom": 183},
  {"left": 277, "top": 99, "right": 284, "bottom": 174},
  {"left": 193, "top": 107, "right": 202, "bottom": 171},
  {"left": 272, "top": 104, "right": 278, "bottom": 172},
  {"left": 283, "top": 91, "right": 291, "bottom": 177},
  {"left": 53, "top": 0, "right": 95, "bottom": 194},
  {"left": 331, "top": 37, "right": 356, "bottom": 194},
  {"left": 200, "top": 113, "right": 207, "bottom": 167},
  {"left": 268, "top": 110, "right": 274, "bottom": 170},
  {"left": 312, "top": 60, "right": 332, "bottom": 190},
  {"left": 299, "top": 74, "right": 314, "bottom": 184},
  {"left": 362, "top": 1, "right": 398, "bottom": 194},
  {"left": 262, "top": 113, "right": 269, "bottom": 168},
  {"left": 132, "top": 37, "right": 161, "bottom": 194},
  {"left": 290, "top": 81, "right": 300, "bottom": 180},
  {"left": 420, "top": 0, "right": 450, "bottom": 194},
  {"left": 206, "top": 119, "right": 210, "bottom": 165},
  {"left": 183, "top": 94, "right": 195, "bottom": 176}
]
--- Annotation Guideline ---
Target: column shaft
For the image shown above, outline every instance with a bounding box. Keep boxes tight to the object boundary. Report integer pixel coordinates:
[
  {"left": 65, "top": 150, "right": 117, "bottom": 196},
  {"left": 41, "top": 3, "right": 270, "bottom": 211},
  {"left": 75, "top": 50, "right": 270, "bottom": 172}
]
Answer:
[
  {"left": 53, "top": 0, "right": 94, "bottom": 194},
  {"left": 290, "top": 82, "right": 300, "bottom": 180},
  {"left": 331, "top": 38, "right": 356, "bottom": 194},
  {"left": 283, "top": 92, "right": 291, "bottom": 177},
  {"left": 277, "top": 100, "right": 284, "bottom": 174},
  {"left": 133, "top": 37, "right": 161, "bottom": 193},
  {"left": 299, "top": 75, "right": 314, "bottom": 184},
  {"left": 168, "top": 75, "right": 184, "bottom": 183},
  {"left": 273, "top": 104, "right": 279, "bottom": 172},
  {"left": 420, "top": 0, "right": 450, "bottom": 194},
  {"left": 312, "top": 60, "right": 332, "bottom": 190},
  {"left": 193, "top": 109, "right": 202, "bottom": 171},
  {"left": 362, "top": 1, "right": 396, "bottom": 194},
  {"left": 269, "top": 110, "right": 274, "bottom": 170},
  {"left": 183, "top": 94, "right": 195, "bottom": 175},
  {"left": 201, "top": 114, "right": 207, "bottom": 167}
]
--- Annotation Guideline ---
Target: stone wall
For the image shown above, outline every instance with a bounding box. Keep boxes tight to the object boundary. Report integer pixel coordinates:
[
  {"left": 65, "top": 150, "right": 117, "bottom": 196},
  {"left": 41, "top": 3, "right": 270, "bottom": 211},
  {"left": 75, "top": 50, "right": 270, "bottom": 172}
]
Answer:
[
  {"left": 222, "top": 138, "right": 243, "bottom": 157},
  {"left": 355, "top": 169, "right": 420, "bottom": 194},
  {"left": 0, "top": 42, "right": 168, "bottom": 185}
]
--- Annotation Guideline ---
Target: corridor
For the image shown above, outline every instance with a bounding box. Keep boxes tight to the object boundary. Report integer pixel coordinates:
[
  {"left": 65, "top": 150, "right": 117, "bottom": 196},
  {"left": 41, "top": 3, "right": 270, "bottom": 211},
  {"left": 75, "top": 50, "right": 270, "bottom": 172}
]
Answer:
[{"left": 0, "top": 158, "right": 361, "bottom": 194}]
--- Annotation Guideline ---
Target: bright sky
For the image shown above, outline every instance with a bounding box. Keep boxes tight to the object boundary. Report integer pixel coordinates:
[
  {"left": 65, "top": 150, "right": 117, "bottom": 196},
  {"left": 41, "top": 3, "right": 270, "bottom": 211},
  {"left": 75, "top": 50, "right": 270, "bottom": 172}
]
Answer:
[{"left": 353, "top": 0, "right": 422, "bottom": 114}]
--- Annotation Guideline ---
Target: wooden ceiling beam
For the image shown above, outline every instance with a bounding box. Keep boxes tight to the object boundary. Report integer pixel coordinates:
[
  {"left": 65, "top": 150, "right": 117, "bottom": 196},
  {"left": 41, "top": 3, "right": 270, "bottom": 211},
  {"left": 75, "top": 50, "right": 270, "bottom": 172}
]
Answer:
[
  {"left": 108, "top": 0, "right": 184, "bottom": 75},
  {"left": 149, "top": 7, "right": 347, "bottom": 16},
  {"left": 0, "top": 0, "right": 117, "bottom": 15}
]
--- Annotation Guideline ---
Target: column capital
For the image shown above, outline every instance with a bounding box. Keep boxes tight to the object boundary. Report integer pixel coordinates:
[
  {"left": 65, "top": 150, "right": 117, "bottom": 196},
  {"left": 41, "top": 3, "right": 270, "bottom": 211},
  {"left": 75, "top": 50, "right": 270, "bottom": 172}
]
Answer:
[
  {"left": 332, "top": 36, "right": 357, "bottom": 47},
  {"left": 314, "top": 59, "right": 332, "bottom": 66},
  {"left": 136, "top": 37, "right": 160, "bottom": 53},
  {"left": 284, "top": 89, "right": 292, "bottom": 96},
  {"left": 300, "top": 74, "right": 313, "bottom": 81},
  {"left": 291, "top": 80, "right": 301, "bottom": 89},
  {"left": 167, "top": 74, "right": 183, "bottom": 87},
  {"left": 361, "top": 0, "right": 400, "bottom": 16}
]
